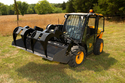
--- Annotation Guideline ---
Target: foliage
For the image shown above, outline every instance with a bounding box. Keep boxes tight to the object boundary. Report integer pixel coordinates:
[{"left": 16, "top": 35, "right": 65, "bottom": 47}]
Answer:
[
  {"left": 52, "top": 2, "right": 66, "bottom": 10},
  {"left": 51, "top": 2, "right": 66, "bottom": 13},
  {"left": 51, "top": 3, "right": 62, "bottom": 8},
  {"left": 27, "top": 4, "right": 36, "bottom": 14},
  {"left": 27, "top": 6, "right": 34, "bottom": 14},
  {"left": 93, "top": 0, "right": 125, "bottom": 17},
  {"left": 61, "top": 2, "right": 66, "bottom": 10},
  {"left": 66, "top": 0, "right": 75, "bottom": 13},
  {"left": 72, "top": 0, "right": 97, "bottom": 12},
  {"left": 35, "top": 0, "right": 53, "bottom": 14},
  {"left": 16, "top": 1, "right": 29, "bottom": 16},
  {"left": 0, "top": 2, "right": 8, "bottom": 15},
  {"left": 7, "top": 5, "right": 15, "bottom": 15},
  {"left": 0, "top": 0, "right": 124, "bottom": 18},
  {"left": 107, "top": 0, "right": 125, "bottom": 17},
  {"left": 63, "top": 9, "right": 66, "bottom": 13},
  {"left": 53, "top": 8, "right": 63, "bottom": 13},
  {"left": 66, "top": 0, "right": 125, "bottom": 18}
]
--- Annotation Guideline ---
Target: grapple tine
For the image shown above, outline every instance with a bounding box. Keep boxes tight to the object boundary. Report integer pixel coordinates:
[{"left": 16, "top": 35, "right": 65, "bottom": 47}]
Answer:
[
  {"left": 21, "top": 35, "right": 27, "bottom": 49},
  {"left": 20, "top": 28, "right": 34, "bottom": 50},
  {"left": 39, "top": 33, "right": 55, "bottom": 57},
  {"left": 39, "top": 41, "right": 47, "bottom": 57},
  {"left": 31, "top": 39, "right": 36, "bottom": 53},
  {"left": 21, "top": 29, "right": 28, "bottom": 49},
  {"left": 13, "top": 32, "right": 17, "bottom": 45},
  {"left": 30, "top": 30, "right": 55, "bottom": 58},
  {"left": 13, "top": 27, "right": 23, "bottom": 45},
  {"left": 31, "top": 31, "right": 43, "bottom": 53},
  {"left": 13, "top": 26, "right": 34, "bottom": 49}
]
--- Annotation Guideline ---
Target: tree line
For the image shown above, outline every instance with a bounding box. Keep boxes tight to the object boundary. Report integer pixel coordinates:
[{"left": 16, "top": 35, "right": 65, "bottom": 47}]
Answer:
[
  {"left": 0, "top": 0, "right": 66, "bottom": 15},
  {"left": 0, "top": 0, "right": 125, "bottom": 18},
  {"left": 66, "top": 0, "right": 125, "bottom": 18}
]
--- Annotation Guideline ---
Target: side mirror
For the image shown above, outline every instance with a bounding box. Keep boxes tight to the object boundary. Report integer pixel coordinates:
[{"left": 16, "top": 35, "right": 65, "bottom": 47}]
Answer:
[{"left": 64, "top": 15, "right": 67, "bottom": 18}]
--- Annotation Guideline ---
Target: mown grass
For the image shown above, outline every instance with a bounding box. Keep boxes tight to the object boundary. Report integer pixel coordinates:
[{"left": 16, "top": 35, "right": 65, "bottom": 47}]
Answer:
[{"left": 0, "top": 14, "right": 125, "bottom": 83}]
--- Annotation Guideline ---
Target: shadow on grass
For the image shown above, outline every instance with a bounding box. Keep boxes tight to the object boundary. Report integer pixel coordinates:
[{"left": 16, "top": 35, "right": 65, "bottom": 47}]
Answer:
[
  {"left": 16, "top": 52, "right": 117, "bottom": 82},
  {"left": 16, "top": 62, "right": 81, "bottom": 83},
  {"left": 72, "top": 51, "right": 118, "bottom": 72}
]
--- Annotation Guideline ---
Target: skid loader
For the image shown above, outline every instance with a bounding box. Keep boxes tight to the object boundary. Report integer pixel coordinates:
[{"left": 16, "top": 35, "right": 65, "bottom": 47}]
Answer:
[{"left": 12, "top": 10, "right": 104, "bottom": 67}]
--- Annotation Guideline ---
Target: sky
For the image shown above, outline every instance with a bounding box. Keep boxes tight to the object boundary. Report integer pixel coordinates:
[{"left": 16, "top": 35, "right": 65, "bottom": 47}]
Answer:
[{"left": 0, "top": 0, "right": 68, "bottom": 5}]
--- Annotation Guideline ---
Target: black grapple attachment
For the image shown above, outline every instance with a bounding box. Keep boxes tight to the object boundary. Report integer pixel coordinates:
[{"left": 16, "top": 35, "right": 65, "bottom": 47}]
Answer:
[
  {"left": 13, "top": 26, "right": 35, "bottom": 49},
  {"left": 12, "top": 24, "right": 70, "bottom": 63}
]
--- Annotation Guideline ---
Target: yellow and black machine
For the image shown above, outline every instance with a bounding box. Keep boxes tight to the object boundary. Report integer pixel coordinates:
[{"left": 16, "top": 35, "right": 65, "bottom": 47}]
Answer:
[{"left": 12, "top": 9, "right": 104, "bottom": 67}]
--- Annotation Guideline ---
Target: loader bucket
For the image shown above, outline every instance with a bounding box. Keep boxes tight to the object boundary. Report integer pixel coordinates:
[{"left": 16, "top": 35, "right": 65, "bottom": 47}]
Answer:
[
  {"left": 12, "top": 26, "right": 70, "bottom": 63},
  {"left": 12, "top": 39, "right": 70, "bottom": 63}
]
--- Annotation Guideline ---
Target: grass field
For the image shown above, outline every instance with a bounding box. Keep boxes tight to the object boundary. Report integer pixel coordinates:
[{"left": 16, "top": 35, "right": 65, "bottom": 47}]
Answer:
[
  {"left": 0, "top": 13, "right": 65, "bottom": 36},
  {"left": 0, "top": 14, "right": 125, "bottom": 83}
]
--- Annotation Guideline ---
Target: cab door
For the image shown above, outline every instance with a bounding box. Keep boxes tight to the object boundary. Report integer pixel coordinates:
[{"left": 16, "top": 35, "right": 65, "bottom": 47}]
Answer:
[{"left": 85, "top": 15, "right": 98, "bottom": 53}]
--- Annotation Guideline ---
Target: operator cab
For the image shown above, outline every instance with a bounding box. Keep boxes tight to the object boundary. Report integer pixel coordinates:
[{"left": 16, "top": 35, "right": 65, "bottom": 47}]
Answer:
[
  {"left": 64, "top": 13, "right": 87, "bottom": 41},
  {"left": 64, "top": 12, "right": 104, "bottom": 43}
]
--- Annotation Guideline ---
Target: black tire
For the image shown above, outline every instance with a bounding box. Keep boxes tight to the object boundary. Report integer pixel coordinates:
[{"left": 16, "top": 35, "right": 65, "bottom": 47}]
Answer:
[
  {"left": 93, "top": 39, "right": 104, "bottom": 55},
  {"left": 68, "top": 46, "right": 86, "bottom": 67}
]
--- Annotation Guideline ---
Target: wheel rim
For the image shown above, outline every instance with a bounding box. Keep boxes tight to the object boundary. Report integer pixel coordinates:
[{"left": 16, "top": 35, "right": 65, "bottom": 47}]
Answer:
[
  {"left": 100, "top": 42, "right": 103, "bottom": 52},
  {"left": 75, "top": 51, "right": 84, "bottom": 64}
]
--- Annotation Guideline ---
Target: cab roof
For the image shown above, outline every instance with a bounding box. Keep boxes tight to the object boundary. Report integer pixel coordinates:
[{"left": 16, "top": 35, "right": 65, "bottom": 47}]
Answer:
[{"left": 65, "top": 13, "right": 103, "bottom": 16}]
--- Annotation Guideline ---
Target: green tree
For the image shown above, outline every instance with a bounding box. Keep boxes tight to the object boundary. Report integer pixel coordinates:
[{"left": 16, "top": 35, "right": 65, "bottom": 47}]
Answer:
[
  {"left": 27, "top": 4, "right": 36, "bottom": 14},
  {"left": 51, "top": 3, "right": 61, "bottom": 8},
  {"left": 72, "top": 0, "right": 98, "bottom": 12},
  {"left": 16, "top": 1, "right": 29, "bottom": 15},
  {"left": 7, "top": 5, "right": 15, "bottom": 15},
  {"left": 93, "top": 0, "right": 125, "bottom": 17},
  {"left": 35, "top": 0, "right": 53, "bottom": 14},
  {"left": 53, "top": 8, "right": 63, "bottom": 13},
  {"left": 66, "top": 0, "right": 75, "bottom": 13},
  {"left": 107, "top": 0, "right": 125, "bottom": 17},
  {"left": 61, "top": 2, "right": 66, "bottom": 10},
  {"left": 93, "top": 0, "right": 109, "bottom": 16},
  {"left": 0, "top": 2, "right": 8, "bottom": 15},
  {"left": 27, "top": 6, "right": 34, "bottom": 14},
  {"left": 66, "top": 0, "right": 125, "bottom": 18}
]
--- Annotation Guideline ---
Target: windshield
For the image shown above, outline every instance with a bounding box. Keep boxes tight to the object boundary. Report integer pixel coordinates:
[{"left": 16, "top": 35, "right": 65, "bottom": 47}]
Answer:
[{"left": 65, "top": 15, "right": 85, "bottom": 40}]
